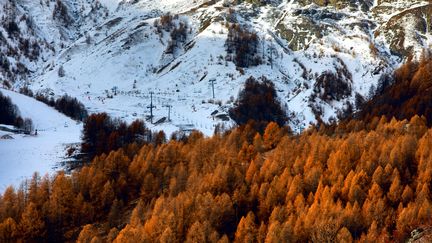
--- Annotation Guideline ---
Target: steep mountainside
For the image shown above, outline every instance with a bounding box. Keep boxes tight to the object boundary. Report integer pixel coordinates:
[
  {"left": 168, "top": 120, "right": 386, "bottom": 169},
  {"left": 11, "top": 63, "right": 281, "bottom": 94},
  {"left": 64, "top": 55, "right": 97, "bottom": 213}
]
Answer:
[
  {"left": 2, "top": 2, "right": 432, "bottom": 241},
  {"left": 1, "top": 0, "right": 431, "bottom": 133},
  {"left": 0, "top": 0, "right": 106, "bottom": 83}
]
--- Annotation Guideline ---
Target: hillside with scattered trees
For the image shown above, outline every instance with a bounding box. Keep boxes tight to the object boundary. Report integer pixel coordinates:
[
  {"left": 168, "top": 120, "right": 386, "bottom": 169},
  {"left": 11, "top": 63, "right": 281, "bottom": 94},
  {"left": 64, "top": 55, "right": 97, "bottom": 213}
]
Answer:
[
  {"left": 1, "top": 56, "right": 432, "bottom": 242},
  {"left": 355, "top": 52, "right": 432, "bottom": 126}
]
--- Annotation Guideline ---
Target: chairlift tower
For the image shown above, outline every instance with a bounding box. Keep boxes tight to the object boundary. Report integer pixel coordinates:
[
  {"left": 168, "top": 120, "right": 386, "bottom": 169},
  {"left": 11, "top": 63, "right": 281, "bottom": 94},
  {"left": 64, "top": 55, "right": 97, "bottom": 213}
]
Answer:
[
  {"left": 163, "top": 104, "right": 172, "bottom": 122},
  {"left": 147, "top": 91, "right": 156, "bottom": 124},
  {"left": 209, "top": 79, "right": 216, "bottom": 99}
]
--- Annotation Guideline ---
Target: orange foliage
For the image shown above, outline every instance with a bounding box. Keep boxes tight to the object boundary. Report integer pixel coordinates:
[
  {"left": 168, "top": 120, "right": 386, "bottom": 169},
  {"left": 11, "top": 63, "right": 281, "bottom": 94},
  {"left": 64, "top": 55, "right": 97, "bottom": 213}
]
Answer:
[{"left": 1, "top": 109, "right": 432, "bottom": 242}]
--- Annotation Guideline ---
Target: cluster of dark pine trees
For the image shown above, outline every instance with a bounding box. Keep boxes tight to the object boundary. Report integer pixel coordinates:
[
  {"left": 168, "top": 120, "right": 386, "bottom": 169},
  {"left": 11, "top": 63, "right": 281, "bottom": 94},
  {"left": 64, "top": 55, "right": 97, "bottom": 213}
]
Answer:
[
  {"left": 52, "top": 0, "right": 72, "bottom": 26},
  {"left": 229, "top": 76, "right": 287, "bottom": 133},
  {"left": 0, "top": 91, "right": 22, "bottom": 127},
  {"left": 20, "top": 88, "right": 88, "bottom": 121},
  {"left": 0, "top": 91, "right": 33, "bottom": 133},
  {"left": 225, "top": 23, "right": 261, "bottom": 68},
  {"left": 154, "top": 13, "right": 189, "bottom": 55},
  {"left": 313, "top": 66, "right": 352, "bottom": 102},
  {"left": 81, "top": 113, "right": 166, "bottom": 160},
  {"left": 36, "top": 94, "right": 88, "bottom": 121}
]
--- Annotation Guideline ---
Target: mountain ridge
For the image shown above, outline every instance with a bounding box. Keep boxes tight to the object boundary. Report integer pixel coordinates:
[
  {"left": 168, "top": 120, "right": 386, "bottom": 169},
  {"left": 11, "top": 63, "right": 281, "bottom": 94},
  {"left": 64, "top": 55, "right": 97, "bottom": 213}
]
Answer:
[{"left": 1, "top": 0, "right": 431, "bottom": 133}]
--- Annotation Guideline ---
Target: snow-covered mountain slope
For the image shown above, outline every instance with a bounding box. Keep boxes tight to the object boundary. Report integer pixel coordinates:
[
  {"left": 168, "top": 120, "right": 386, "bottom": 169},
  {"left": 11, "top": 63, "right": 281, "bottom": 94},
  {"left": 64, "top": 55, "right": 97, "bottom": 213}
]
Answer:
[
  {"left": 0, "top": 88, "right": 81, "bottom": 191},
  {"left": 3, "top": 0, "right": 432, "bottom": 134},
  {"left": 0, "top": 0, "right": 112, "bottom": 83}
]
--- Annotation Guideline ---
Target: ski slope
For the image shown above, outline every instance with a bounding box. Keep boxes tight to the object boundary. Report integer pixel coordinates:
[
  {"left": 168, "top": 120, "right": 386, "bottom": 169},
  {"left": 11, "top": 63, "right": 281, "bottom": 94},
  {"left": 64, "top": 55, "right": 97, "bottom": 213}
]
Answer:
[
  {"left": 6, "top": 0, "right": 430, "bottom": 135},
  {"left": 0, "top": 89, "right": 82, "bottom": 192}
]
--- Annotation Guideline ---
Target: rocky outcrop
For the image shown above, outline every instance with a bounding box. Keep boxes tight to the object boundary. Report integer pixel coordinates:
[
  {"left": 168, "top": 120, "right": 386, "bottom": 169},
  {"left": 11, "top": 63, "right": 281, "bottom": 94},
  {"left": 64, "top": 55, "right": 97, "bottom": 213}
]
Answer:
[
  {"left": 408, "top": 227, "right": 432, "bottom": 242},
  {"left": 374, "top": 4, "right": 432, "bottom": 57},
  {"left": 296, "top": 0, "right": 373, "bottom": 11},
  {"left": 275, "top": 0, "right": 430, "bottom": 58}
]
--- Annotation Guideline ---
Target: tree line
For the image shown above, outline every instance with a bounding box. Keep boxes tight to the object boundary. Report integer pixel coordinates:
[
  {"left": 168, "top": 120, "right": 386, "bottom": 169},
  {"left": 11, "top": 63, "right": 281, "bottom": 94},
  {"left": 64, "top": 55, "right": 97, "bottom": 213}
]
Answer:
[
  {"left": 20, "top": 87, "right": 88, "bottom": 121},
  {"left": 81, "top": 113, "right": 167, "bottom": 160},
  {"left": 0, "top": 91, "right": 33, "bottom": 133}
]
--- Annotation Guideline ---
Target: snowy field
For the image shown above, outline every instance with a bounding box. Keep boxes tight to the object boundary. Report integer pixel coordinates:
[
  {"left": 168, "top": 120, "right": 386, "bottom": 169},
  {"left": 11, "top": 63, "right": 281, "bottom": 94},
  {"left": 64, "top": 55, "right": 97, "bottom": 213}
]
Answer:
[{"left": 0, "top": 89, "right": 81, "bottom": 192}]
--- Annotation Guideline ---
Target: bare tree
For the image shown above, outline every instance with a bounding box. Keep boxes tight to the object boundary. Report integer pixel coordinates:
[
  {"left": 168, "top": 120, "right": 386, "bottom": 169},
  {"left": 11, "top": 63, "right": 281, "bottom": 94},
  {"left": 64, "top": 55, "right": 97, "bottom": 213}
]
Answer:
[
  {"left": 58, "top": 65, "right": 65, "bottom": 77},
  {"left": 23, "top": 118, "right": 33, "bottom": 134}
]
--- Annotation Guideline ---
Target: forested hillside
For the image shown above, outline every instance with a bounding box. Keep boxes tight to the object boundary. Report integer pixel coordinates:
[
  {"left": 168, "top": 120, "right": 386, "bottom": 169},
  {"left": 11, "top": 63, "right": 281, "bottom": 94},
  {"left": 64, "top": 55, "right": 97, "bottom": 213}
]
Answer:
[
  {"left": 355, "top": 52, "right": 432, "bottom": 126},
  {"left": 1, "top": 116, "right": 431, "bottom": 242},
  {"left": 1, "top": 58, "right": 432, "bottom": 242}
]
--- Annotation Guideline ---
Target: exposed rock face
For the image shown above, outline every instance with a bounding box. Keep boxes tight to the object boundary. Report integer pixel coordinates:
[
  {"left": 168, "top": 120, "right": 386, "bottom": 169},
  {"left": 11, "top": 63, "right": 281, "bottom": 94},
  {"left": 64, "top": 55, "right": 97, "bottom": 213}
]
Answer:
[
  {"left": 375, "top": 4, "right": 432, "bottom": 57},
  {"left": 275, "top": 0, "right": 430, "bottom": 57},
  {"left": 276, "top": 7, "right": 356, "bottom": 51},
  {"left": 0, "top": 0, "right": 107, "bottom": 84},
  {"left": 408, "top": 227, "right": 432, "bottom": 242},
  {"left": 296, "top": 0, "right": 373, "bottom": 11},
  {"left": 0, "top": 1, "right": 53, "bottom": 83}
]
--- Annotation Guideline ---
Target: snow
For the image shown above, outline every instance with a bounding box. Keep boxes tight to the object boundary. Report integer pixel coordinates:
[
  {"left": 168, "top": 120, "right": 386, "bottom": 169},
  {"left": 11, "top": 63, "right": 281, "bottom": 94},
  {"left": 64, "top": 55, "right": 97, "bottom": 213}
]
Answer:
[
  {"left": 0, "top": 89, "right": 82, "bottom": 192},
  {"left": 99, "top": 0, "right": 121, "bottom": 13},
  {"left": 7, "top": 0, "right": 429, "bottom": 135}
]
